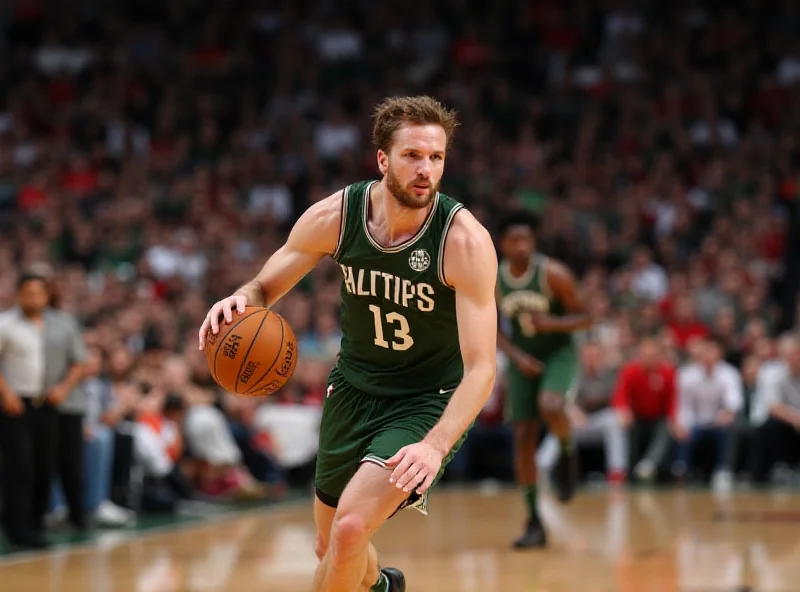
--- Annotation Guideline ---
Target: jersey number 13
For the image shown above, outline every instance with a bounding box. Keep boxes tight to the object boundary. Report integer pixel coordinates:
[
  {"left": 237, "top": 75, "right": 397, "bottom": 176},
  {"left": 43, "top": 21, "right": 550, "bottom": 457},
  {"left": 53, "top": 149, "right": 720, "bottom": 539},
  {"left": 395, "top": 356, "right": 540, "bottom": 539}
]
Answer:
[{"left": 369, "top": 304, "right": 414, "bottom": 351}]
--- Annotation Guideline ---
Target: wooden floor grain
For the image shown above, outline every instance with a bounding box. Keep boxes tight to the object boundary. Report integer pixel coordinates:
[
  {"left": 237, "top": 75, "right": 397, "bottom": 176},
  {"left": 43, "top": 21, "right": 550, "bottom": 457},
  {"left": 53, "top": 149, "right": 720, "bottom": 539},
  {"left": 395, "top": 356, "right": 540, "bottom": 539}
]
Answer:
[{"left": 1, "top": 488, "right": 800, "bottom": 591}]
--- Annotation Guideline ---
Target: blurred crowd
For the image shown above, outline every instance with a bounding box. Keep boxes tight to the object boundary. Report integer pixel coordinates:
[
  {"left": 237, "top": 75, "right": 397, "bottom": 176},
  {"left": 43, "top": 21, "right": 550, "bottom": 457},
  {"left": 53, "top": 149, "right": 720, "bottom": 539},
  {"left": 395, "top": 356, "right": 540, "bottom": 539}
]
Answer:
[{"left": 0, "top": 0, "right": 799, "bottom": 545}]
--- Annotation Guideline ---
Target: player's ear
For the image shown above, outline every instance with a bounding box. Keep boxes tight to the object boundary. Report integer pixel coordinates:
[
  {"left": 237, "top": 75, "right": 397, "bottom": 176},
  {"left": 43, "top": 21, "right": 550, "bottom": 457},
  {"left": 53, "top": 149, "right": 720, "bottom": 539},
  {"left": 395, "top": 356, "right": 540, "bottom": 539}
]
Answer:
[{"left": 377, "top": 149, "right": 388, "bottom": 175}]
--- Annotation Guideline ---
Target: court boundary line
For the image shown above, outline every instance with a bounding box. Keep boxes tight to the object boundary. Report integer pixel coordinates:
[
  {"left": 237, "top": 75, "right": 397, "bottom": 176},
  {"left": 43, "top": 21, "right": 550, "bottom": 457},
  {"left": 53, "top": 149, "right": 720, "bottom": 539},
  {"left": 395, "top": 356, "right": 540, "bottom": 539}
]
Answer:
[{"left": 0, "top": 497, "right": 310, "bottom": 567}]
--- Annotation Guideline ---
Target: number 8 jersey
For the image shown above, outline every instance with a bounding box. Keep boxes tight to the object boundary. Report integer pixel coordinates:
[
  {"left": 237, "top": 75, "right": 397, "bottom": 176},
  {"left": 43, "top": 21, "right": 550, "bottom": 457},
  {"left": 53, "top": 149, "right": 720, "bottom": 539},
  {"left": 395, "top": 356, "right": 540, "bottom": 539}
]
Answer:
[
  {"left": 497, "top": 254, "right": 572, "bottom": 358},
  {"left": 333, "top": 180, "right": 464, "bottom": 397}
]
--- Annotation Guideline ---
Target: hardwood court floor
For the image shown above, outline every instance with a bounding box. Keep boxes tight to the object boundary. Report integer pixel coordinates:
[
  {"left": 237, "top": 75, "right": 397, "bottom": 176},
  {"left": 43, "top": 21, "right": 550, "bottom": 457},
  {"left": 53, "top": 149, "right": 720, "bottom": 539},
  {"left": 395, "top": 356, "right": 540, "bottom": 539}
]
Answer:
[{"left": 1, "top": 487, "right": 800, "bottom": 591}]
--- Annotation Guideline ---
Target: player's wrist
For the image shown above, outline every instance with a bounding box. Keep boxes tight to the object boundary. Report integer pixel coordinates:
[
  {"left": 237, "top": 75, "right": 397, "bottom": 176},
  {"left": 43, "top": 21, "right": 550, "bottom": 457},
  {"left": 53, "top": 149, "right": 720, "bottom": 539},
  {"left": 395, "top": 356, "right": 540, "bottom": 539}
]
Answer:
[{"left": 422, "top": 436, "right": 450, "bottom": 459}]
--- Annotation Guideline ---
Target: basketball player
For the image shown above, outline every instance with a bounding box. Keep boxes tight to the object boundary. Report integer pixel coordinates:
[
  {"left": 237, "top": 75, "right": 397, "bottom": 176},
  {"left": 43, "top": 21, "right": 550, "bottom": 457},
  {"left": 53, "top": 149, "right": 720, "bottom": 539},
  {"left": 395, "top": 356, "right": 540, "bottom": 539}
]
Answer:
[
  {"left": 496, "top": 211, "right": 591, "bottom": 548},
  {"left": 199, "top": 96, "right": 498, "bottom": 592}
]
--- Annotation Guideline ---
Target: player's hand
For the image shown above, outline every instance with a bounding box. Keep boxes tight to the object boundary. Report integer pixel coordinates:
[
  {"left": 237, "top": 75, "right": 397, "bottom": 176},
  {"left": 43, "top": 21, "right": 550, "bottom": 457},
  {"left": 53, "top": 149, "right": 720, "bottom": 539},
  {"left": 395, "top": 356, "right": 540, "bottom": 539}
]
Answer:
[
  {"left": 46, "top": 383, "right": 70, "bottom": 406},
  {"left": 198, "top": 294, "right": 248, "bottom": 350},
  {"left": 617, "top": 407, "right": 633, "bottom": 429},
  {"left": 1, "top": 390, "right": 24, "bottom": 416},
  {"left": 513, "top": 352, "right": 544, "bottom": 378},
  {"left": 386, "top": 441, "right": 445, "bottom": 495}
]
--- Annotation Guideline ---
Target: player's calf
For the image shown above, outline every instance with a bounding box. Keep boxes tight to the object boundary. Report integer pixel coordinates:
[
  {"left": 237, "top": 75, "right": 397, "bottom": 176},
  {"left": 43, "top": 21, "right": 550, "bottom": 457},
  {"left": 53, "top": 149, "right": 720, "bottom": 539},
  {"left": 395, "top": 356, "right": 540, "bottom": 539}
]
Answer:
[{"left": 539, "top": 392, "right": 577, "bottom": 503}]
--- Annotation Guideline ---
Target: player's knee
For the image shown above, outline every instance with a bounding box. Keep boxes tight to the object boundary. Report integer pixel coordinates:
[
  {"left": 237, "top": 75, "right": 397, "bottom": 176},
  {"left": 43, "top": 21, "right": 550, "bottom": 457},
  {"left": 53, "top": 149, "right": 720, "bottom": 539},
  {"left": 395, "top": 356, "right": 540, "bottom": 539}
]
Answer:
[
  {"left": 330, "top": 512, "right": 370, "bottom": 555},
  {"left": 538, "top": 391, "right": 564, "bottom": 416},
  {"left": 315, "top": 534, "right": 328, "bottom": 561}
]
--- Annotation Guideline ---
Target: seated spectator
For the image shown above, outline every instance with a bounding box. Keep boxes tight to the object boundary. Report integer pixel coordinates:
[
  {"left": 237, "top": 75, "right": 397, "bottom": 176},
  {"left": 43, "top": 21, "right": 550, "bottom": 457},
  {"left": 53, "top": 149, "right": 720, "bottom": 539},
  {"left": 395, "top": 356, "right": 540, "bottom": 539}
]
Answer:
[
  {"left": 78, "top": 344, "right": 136, "bottom": 526},
  {"left": 750, "top": 334, "right": 800, "bottom": 482},
  {"left": 134, "top": 387, "right": 195, "bottom": 513},
  {"left": 613, "top": 337, "right": 677, "bottom": 482},
  {"left": 539, "top": 342, "right": 626, "bottom": 483},
  {"left": 673, "top": 339, "right": 743, "bottom": 490},
  {"left": 161, "top": 356, "right": 273, "bottom": 501}
]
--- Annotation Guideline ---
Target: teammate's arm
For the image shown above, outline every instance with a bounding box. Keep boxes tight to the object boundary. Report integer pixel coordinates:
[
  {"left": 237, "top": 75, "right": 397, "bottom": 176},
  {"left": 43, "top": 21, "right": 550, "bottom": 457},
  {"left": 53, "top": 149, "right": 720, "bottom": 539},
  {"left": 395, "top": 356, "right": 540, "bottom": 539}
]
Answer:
[
  {"left": 530, "top": 260, "right": 591, "bottom": 333},
  {"left": 198, "top": 191, "right": 343, "bottom": 349},
  {"left": 495, "top": 286, "right": 544, "bottom": 377},
  {"left": 387, "top": 212, "right": 498, "bottom": 494}
]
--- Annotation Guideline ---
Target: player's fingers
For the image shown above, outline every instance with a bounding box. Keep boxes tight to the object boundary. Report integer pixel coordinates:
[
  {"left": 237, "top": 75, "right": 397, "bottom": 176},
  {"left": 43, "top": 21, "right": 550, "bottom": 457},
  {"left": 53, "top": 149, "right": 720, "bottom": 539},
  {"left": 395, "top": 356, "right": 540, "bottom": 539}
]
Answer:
[
  {"left": 395, "top": 461, "right": 422, "bottom": 491},
  {"left": 198, "top": 318, "right": 210, "bottom": 350},
  {"left": 209, "top": 304, "right": 221, "bottom": 334},
  {"left": 234, "top": 295, "right": 247, "bottom": 314},
  {"left": 417, "top": 472, "right": 436, "bottom": 495},
  {"left": 401, "top": 466, "right": 427, "bottom": 493},
  {"left": 385, "top": 448, "right": 406, "bottom": 468},
  {"left": 222, "top": 300, "right": 233, "bottom": 324},
  {"left": 389, "top": 455, "right": 414, "bottom": 485}
]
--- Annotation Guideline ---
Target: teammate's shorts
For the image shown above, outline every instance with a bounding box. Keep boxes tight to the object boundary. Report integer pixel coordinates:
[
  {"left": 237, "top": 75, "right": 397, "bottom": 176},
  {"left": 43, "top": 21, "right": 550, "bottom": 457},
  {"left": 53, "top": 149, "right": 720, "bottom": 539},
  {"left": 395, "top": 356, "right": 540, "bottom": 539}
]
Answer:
[
  {"left": 315, "top": 365, "right": 466, "bottom": 515},
  {"left": 505, "top": 345, "right": 578, "bottom": 422}
]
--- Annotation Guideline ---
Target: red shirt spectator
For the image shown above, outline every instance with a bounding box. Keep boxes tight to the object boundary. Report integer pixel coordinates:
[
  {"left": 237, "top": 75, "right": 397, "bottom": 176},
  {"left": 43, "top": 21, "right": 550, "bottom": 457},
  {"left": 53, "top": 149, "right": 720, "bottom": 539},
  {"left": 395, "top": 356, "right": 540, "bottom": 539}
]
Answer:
[
  {"left": 613, "top": 339, "right": 677, "bottom": 421},
  {"left": 667, "top": 294, "right": 709, "bottom": 349}
]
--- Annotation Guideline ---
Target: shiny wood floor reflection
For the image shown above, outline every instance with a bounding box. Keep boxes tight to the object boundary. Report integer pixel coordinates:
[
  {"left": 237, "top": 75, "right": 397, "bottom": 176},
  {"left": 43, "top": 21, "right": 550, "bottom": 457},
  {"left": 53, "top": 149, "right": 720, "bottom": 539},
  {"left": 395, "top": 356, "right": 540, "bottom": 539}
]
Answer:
[{"left": 2, "top": 488, "right": 800, "bottom": 591}]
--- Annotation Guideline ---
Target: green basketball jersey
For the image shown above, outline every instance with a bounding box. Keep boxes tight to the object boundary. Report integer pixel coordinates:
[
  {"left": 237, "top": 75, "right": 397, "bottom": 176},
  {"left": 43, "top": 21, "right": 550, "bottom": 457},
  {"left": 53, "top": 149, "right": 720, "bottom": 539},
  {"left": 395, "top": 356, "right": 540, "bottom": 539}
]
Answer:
[
  {"left": 497, "top": 255, "right": 573, "bottom": 357},
  {"left": 332, "top": 180, "right": 464, "bottom": 397}
]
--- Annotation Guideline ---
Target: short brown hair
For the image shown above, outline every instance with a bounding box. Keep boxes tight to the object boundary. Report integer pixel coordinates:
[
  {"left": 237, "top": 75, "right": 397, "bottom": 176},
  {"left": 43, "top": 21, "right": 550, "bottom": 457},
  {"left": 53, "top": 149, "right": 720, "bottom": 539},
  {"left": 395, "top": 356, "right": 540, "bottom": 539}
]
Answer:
[{"left": 372, "top": 96, "right": 459, "bottom": 152}]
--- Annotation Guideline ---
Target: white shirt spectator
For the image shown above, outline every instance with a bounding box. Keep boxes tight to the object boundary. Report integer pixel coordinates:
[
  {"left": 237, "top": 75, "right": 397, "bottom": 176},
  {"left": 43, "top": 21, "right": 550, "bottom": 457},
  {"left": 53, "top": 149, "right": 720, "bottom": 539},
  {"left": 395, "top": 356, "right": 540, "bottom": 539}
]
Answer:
[
  {"left": 631, "top": 263, "right": 669, "bottom": 301},
  {"left": 248, "top": 182, "right": 293, "bottom": 223},
  {"left": 750, "top": 360, "right": 786, "bottom": 426},
  {"left": 678, "top": 362, "right": 743, "bottom": 429}
]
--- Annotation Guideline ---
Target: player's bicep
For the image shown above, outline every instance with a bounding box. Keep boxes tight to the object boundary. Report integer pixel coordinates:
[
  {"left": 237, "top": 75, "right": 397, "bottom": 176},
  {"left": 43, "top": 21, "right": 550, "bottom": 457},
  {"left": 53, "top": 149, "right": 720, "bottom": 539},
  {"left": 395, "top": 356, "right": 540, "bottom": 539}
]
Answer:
[
  {"left": 445, "top": 214, "right": 498, "bottom": 373},
  {"left": 254, "top": 192, "right": 342, "bottom": 304},
  {"left": 547, "top": 262, "right": 585, "bottom": 313}
]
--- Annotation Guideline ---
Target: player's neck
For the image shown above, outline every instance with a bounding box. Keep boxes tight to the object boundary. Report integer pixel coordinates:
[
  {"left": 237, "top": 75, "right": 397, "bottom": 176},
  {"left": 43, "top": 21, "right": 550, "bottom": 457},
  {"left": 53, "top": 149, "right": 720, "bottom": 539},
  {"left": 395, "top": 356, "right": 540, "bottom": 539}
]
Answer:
[
  {"left": 508, "top": 254, "right": 534, "bottom": 278},
  {"left": 372, "top": 180, "right": 434, "bottom": 243}
]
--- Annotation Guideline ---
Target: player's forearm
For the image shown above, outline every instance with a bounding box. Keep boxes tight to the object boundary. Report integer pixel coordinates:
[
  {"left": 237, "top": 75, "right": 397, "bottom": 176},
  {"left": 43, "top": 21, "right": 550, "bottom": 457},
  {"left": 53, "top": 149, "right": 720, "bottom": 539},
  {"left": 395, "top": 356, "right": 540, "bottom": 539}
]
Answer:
[
  {"left": 535, "top": 313, "right": 592, "bottom": 333},
  {"left": 423, "top": 364, "right": 496, "bottom": 457}
]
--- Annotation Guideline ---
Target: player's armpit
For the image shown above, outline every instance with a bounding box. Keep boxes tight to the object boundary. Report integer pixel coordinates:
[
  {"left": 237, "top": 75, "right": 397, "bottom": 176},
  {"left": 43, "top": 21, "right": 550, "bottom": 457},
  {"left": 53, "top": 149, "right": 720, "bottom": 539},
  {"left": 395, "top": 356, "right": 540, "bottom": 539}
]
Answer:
[
  {"left": 237, "top": 191, "right": 344, "bottom": 307},
  {"left": 423, "top": 211, "right": 498, "bottom": 456}
]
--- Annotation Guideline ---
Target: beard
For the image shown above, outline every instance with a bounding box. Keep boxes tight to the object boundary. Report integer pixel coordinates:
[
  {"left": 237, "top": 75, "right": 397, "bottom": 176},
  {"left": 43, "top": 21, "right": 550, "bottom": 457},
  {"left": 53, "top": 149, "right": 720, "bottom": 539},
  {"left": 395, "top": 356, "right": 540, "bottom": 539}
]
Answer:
[{"left": 385, "top": 167, "right": 439, "bottom": 210}]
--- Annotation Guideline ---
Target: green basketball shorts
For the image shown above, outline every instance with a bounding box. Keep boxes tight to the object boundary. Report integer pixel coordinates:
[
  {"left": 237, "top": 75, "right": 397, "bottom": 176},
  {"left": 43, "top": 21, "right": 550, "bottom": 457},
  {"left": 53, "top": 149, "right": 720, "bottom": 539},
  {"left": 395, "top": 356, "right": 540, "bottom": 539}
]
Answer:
[
  {"left": 505, "top": 345, "right": 578, "bottom": 422},
  {"left": 315, "top": 365, "right": 466, "bottom": 515}
]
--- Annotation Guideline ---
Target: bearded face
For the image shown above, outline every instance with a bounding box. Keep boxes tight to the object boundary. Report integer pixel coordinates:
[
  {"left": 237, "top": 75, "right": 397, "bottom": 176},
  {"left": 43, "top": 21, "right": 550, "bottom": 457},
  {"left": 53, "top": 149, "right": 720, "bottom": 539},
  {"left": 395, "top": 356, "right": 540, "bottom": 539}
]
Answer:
[{"left": 379, "top": 123, "right": 446, "bottom": 210}]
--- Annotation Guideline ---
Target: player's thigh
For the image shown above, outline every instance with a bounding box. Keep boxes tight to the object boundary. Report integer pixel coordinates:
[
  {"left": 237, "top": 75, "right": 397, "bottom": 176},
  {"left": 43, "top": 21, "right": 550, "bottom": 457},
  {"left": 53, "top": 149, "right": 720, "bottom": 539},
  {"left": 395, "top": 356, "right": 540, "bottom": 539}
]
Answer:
[
  {"left": 505, "top": 367, "right": 542, "bottom": 422},
  {"left": 314, "top": 495, "right": 337, "bottom": 560},
  {"left": 334, "top": 461, "right": 415, "bottom": 540},
  {"left": 538, "top": 347, "right": 578, "bottom": 413}
]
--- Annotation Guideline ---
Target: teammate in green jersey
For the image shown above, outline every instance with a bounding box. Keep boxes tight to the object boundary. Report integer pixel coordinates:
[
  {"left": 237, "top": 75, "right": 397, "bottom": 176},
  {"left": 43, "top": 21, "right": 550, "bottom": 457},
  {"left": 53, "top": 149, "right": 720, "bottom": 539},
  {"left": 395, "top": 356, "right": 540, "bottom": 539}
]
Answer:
[
  {"left": 496, "top": 210, "right": 591, "bottom": 549},
  {"left": 199, "top": 96, "right": 498, "bottom": 592}
]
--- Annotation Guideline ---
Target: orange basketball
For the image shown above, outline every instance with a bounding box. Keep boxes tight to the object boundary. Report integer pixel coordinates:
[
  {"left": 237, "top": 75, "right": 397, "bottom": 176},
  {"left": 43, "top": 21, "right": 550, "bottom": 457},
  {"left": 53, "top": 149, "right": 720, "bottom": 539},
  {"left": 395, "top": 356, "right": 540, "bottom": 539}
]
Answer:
[{"left": 205, "top": 306, "right": 298, "bottom": 396}]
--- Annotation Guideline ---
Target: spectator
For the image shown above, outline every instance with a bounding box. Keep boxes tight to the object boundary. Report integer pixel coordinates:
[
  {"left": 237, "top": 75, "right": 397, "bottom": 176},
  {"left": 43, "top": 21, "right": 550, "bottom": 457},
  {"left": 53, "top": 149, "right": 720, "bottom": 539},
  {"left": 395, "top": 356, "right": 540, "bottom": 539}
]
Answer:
[
  {"left": 750, "top": 334, "right": 800, "bottom": 482},
  {"left": 673, "top": 339, "right": 743, "bottom": 490},
  {"left": 539, "top": 342, "right": 626, "bottom": 483},
  {"left": 667, "top": 295, "right": 710, "bottom": 354},
  {"left": 0, "top": 272, "right": 86, "bottom": 547},
  {"left": 613, "top": 337, "right": 677, "bottom": 482}
]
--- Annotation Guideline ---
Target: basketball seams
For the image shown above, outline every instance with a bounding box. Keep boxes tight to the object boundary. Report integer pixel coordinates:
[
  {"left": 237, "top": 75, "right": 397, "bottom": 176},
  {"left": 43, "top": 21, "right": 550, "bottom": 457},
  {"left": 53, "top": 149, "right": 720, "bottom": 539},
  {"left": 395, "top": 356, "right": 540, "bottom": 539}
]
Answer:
[
  {"left": 233, "top": 310, "right": 270, "bottom": 393},
  {"left": 243, "top": 314, "right": 286, "bottom": 395},
  {"left": 211, "top": 307, "right": 262, "bottom": 386}
]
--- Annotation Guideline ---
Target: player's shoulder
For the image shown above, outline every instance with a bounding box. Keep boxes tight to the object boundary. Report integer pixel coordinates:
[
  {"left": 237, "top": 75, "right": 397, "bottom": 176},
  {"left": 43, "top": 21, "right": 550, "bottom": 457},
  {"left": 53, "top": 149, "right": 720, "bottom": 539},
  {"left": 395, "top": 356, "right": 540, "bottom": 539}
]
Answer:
[
  {"left": 541, "top": 255, "right": 574, "bottom": 280},
  {"left": 443, "top": 209, "right": 497, "bottom": 288},
  {"left": 446, "top": 208, "right": 493, "bottom": 253}
]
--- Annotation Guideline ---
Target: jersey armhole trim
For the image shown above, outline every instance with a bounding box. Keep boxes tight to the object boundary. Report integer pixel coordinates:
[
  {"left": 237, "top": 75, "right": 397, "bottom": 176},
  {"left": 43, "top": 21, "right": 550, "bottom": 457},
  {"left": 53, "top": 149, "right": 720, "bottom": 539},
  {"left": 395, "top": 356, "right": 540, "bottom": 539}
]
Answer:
[
  {"left": 539, "top": 256, "right": 554, "bottom": 299},
  {"left": 331, "top": 185, "right": 350, "bottom": 261},
  {"left": 437, "top": 204, "right": 465, "bottom": 290}
]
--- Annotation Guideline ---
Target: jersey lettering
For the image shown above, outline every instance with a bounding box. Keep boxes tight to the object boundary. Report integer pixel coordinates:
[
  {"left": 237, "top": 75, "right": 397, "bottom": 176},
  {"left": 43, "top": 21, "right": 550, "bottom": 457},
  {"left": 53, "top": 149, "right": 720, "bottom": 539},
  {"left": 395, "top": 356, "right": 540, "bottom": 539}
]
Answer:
[{"left": 340, "top": 264, "right": 436, "bottom": 313}]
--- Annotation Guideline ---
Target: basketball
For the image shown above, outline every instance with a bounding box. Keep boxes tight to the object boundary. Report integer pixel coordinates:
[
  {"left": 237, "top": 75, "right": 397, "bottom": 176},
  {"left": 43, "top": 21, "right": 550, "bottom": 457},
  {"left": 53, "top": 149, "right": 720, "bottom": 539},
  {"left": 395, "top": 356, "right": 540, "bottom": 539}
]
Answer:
[{"left": 205, "top": 306, "right": 298, "bottom": 396}]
